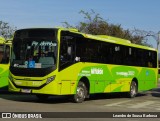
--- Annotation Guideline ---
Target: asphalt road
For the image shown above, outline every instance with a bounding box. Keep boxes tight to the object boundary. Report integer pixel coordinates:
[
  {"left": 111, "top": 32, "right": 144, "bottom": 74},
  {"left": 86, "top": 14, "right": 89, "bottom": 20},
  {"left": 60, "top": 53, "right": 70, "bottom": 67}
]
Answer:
[{"left": 0, "top": 81, "right": 160, "bottom": 121}]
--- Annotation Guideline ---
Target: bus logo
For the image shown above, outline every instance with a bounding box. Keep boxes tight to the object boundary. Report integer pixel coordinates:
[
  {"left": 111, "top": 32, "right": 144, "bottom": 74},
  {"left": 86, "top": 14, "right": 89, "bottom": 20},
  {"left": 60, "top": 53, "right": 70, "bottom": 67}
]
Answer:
[
  {"left": 116, "top": 71, "right": 135, "bottom": 77},
  {"left": 28, "top": 61, "right": 35, "bottom": 68},
  {"left": 91, "top": 68, "right": 103, "bottom": 75}
]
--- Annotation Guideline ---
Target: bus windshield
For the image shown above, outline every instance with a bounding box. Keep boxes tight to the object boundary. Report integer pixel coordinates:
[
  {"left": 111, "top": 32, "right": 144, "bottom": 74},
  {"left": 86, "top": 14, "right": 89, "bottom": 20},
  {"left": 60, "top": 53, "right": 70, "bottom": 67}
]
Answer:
[{"left": 11, "top": 29, "right": 57, "bottom": 69}]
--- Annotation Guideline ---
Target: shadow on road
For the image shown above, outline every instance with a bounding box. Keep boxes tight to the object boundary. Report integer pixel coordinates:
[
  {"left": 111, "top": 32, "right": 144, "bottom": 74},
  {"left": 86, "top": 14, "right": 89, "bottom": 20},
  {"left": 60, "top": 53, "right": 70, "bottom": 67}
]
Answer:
[
  {"left": 0, "top": 92, "right": 72, "bottom": 104},
  {"left": 151, "top": 88, "right": 160, "bottom": 97},
  {"left": 0, "top": 91, "right": 147, "bottom": 104}
]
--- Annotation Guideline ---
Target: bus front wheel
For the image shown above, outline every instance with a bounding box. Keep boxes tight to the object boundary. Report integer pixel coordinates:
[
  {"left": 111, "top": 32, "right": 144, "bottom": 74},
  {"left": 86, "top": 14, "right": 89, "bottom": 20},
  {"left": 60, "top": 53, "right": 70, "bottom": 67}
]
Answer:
[
  {"left": 127, "top": 81, "right": 138, "bottom": 98},
  {"left": 73, "top": 81, "right": 87, "bottom": 103}
]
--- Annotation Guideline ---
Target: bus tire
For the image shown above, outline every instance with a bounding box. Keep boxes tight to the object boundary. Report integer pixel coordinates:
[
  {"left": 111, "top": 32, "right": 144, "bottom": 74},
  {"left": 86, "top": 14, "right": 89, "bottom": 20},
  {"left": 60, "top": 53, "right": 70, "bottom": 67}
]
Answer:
[
  {"left": 36, "top": 94, "right": 49, "bottom": 100},
  {"left": 127, "top": 81, "right": 138, "bottom": 98},
  {"left": 73, "top": 81, "right": 87, "bottom": 103}
]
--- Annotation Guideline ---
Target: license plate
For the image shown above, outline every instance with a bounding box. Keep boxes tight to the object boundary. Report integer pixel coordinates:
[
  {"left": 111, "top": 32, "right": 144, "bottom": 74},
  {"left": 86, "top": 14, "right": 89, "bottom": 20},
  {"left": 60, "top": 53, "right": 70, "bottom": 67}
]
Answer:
[{"left": 21, "top": 89, "right": 31, "bottom": 93}]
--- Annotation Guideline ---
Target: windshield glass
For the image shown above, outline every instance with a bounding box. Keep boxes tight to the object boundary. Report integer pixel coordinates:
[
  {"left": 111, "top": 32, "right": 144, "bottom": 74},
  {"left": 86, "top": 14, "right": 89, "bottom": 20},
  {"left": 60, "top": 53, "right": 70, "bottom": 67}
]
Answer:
[{"left": 11, "top": 29, "right": 57, "bottom": 69}]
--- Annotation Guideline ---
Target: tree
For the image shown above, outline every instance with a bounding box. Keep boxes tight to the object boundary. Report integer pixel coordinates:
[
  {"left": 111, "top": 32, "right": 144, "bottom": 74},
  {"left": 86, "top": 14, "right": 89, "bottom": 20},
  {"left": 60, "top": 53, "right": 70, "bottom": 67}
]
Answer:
[
  {"left": 0, "top": 20, "right": 16, "bottom": 39},
  {"left": 130, "top": 29, "right": 159, "bottom": 47},
  {"left": 63, "top": 10, "right": 147, "bottom": 46}
]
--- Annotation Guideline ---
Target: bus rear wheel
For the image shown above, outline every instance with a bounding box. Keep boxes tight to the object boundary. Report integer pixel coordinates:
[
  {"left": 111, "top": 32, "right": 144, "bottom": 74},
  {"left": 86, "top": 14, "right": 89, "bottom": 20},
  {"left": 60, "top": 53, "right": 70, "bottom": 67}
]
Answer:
[
  {"left": 127, "top": 81, "right": 137, "bottom": 98},
  {"left": 73, "top": 81, "right": 87, "bottom": 103}
]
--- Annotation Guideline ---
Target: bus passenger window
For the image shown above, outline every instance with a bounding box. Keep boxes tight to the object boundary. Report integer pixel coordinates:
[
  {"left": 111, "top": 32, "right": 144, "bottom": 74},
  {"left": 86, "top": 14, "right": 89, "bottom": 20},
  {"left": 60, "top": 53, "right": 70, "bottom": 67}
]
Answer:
[
  {"left": 0, "top": 51, "right": 4, "bottom": 63},
  {"left": 5, "top": 46, "right": 10, "bottom": 63},
  {"left": 0, "top": 45, "right": 10, "bottom": 64},
  {"left": 0, "top": 46, "right": 4, "bottom": 64}
]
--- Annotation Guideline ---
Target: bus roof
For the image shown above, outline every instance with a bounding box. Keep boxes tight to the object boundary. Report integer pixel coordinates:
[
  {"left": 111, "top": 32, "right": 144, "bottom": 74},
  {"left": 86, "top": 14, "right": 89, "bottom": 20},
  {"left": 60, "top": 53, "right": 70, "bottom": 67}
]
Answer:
[
  {"left": 15, "top": 28, "right": 157, "bottom": 52},
  {"left": 61, "top": 28, "right": 157, "bottom": 52}
]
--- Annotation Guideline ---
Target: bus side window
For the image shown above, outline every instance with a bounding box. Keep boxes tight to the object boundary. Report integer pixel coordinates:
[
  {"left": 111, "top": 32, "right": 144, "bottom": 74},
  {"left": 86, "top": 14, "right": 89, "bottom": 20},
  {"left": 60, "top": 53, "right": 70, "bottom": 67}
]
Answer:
[
  {"left": 0, "top": 45, "right": 10, "bottom": 64},
  {"left": 0, "top": 45, "right": 4, "bottom": 63},
  {"left": 60, "top": 42, "right": 74, "bottom": 62},
  {"left": 59, "top": 31, "right": 76, "bottom": 71},
  {"left": 5, "top": 45, "right": 10, "bottom": 63},
  {"left": 0, "top": 51, "right": 4, "bottom": 63},
  {"left": 60, "top": 41, "right": 68, "bottom": 62}
]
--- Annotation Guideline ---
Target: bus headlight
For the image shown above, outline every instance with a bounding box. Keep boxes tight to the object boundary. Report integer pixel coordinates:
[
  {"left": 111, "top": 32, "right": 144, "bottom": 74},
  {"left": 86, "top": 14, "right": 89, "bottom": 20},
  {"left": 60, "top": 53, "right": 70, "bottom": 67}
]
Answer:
[{"left": 46, "top": 75, "right": 56, "bottom": 84}]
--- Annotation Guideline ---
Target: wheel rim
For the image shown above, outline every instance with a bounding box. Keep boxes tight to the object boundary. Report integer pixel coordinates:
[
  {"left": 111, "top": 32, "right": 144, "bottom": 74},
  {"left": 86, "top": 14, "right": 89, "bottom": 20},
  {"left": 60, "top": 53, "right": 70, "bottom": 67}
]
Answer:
[
  {"left": 131, "top": 83, "right": 136, "bottom": 97},
  {"left": 76, "top": 86, "right": 85, "bottom": 101}
]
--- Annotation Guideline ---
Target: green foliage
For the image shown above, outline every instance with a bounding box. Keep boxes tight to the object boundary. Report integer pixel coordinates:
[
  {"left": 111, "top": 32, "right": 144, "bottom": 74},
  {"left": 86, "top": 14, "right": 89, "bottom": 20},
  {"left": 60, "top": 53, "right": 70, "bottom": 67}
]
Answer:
[
  {"left": 0, "top": 21, "right": 16, "bottom": 39},
  {"left": 63, "top": 10, "right": 147, "bottom": 46}
]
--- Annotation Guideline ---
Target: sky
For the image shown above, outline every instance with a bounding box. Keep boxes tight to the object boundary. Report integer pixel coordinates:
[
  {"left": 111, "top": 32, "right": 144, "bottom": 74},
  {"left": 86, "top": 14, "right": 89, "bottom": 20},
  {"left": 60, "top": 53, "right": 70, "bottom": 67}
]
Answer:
[{"left": 0, "top": 0, "right": 160, "bottom": 48}]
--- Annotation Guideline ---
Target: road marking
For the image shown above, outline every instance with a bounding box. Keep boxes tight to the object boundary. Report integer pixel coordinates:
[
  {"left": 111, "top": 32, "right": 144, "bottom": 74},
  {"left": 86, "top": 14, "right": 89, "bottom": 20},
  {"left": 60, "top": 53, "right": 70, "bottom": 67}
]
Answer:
[
  {"left": 104, "top": 100, "right": 160, "bottom": 111},
  {"left": 128, "top": 101, "right": 155, "bottom": 108},
  {"left": 104, "top": 100, "right": 131, "bottom": 106}
]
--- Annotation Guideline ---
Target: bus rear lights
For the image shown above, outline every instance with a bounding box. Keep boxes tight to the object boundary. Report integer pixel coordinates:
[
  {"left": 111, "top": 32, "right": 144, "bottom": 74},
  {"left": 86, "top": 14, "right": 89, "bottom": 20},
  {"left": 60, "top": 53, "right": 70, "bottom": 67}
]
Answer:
[{"left": 46, "top": 75, "right": 56, "bottom": 84}]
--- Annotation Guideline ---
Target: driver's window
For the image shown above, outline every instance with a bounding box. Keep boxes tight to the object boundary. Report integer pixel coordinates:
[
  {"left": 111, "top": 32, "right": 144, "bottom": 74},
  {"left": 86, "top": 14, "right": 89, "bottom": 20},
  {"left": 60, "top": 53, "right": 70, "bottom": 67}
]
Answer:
[
  {"left": 60, "top": 40, "right": 72, "bottom": 62},
  {"left": 59, "top": 31, "right": 75, "bottom": 71}
]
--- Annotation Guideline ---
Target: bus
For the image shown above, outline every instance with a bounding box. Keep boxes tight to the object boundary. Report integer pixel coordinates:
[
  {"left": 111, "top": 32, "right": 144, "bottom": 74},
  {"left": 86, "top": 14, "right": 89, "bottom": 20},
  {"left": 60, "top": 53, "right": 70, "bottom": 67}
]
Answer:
[
  {"left": 0, "top": 36, "right": 11, "bottom": 91},
  {"left": 8, "top": 28, "right": 158, "bottom": 103}
]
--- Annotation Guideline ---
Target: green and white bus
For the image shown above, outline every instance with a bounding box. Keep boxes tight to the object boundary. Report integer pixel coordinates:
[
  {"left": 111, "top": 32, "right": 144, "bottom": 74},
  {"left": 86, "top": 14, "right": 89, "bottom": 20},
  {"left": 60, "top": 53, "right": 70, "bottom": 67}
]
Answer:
[
  {"left": 9, "top": 28, "right": 158, "bottom": 102},
  {"left": 0, "top": 36, "right": 11, "bottom": 91}
]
